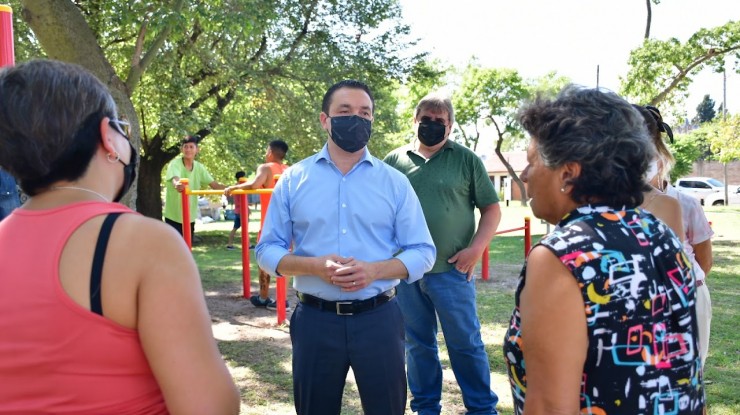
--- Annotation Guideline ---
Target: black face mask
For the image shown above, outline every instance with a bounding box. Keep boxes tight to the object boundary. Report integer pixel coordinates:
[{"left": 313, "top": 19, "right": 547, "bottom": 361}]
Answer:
[
  {"left": 329, "top": 115, "right": 372, "bottom": 153},
  {"left": 417, "top": 120, "right": 447, "bottom": 147},
  {"left": 114, "top": 142, "right": 137, "bottom": 203}
]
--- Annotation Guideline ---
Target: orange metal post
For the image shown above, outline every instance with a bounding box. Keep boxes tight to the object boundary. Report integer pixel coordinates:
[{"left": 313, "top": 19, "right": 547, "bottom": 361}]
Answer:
[
  {"left": 524, "top": 217, "right": 531, "bottom": 258},
  {"left": 239, "top": 191, "right": 250, "bottom": 298},
  {"left": 231, "top": 177, "right": 252, "bottom": 298},
  {"left": 276, "top": 276, "right": 287, "bottom": 324},
  {"left": 0, "top": 5, "right": 14, "bottom": 68},
  {"left": 180, "top": 179, "right": 192, "bottom": 250}
]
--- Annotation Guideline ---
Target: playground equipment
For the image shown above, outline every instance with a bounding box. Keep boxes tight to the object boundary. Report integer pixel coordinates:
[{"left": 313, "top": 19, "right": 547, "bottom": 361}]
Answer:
[
  {"left": 177, "top": 179, "right": 293, "bottom": 322},
  {"left": 482, "top": 217, "right": 531, "bottom": 280},
  {"left": 180, "top": 181, "right": 533, "bottom": 325},
  {"left": 1, "top": 5, "right": 15, "bottom": 68}
]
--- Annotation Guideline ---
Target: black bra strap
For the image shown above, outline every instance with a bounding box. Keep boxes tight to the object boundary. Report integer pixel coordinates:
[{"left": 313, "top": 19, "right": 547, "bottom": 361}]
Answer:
[{"left": 90, "top": 212, "right": 123, "bottom": 316}]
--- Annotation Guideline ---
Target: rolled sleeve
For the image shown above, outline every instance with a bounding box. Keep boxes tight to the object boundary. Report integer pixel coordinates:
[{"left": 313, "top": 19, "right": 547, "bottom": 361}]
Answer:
[
  {"left": 394, "top": 177, "right": 436, "bottom": 284},
  {"left": 397, "top": 245, "right": 435, "bottom": 283},
  {"left": 255, "top": 176, "right": 292, "bottom": 277}
]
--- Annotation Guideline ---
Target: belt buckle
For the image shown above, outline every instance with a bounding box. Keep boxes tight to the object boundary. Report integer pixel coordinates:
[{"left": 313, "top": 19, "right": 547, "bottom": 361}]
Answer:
[{"left": 336, "top": 301, "right": 354, "bottom": 315}]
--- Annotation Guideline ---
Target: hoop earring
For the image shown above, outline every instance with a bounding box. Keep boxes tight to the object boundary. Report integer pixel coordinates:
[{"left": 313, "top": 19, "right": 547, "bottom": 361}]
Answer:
[{"left": 107, "top": 151, "right": 120, "bottom": 163}]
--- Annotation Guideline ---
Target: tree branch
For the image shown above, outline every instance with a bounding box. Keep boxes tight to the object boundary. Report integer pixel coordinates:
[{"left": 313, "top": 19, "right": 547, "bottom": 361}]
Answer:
[
  {"left": 488, "top": 115, "right": 528, "bottom": 206},
  {"left": 650, "top": 45, "right": 740, "bottom": 105},
  {"left": 644, "top": 0, "right": 652, "bottom": 39},
  {"left": 282, "top": 0, "right": 319, "bottom": 65},
  {"left": 125, "top": 0, "right": 186, "bottom": 93}
]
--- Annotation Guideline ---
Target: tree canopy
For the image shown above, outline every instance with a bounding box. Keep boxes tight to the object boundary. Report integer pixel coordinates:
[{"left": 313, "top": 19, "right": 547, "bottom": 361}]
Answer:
[
  {"left": 451, "top": 64, "right": 569, "bottom": 205},
  {"left": 620, "top": 20, "right": 740, "bottom": 109},
  {"left": 694, "top": 94, "right": 717, "bottom": 124},
  {"left": 10, "top": 0, "right": 431, "bottom": 218}
]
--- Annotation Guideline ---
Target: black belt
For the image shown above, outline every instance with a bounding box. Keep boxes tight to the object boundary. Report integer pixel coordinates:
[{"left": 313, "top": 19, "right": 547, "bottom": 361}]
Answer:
[{"left": 297, "top": 288, "right": 396, "bottom": 315}]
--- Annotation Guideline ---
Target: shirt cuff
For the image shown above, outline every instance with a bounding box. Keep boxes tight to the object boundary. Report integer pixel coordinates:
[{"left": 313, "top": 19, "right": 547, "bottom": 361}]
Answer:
[
  {"left": 256, "top": 246, "right": 290, "bottom": 278},
  {"left": 395, "top": 248, "right": 435, "bottom": 284}
]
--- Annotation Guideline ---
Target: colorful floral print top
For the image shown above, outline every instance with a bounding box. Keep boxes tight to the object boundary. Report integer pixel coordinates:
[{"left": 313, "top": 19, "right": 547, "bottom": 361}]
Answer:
[{"left": 503, "top": 205, "right": 705, "bottom": 415}]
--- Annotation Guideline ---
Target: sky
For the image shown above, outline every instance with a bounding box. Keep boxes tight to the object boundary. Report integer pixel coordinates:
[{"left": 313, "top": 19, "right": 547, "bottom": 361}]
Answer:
[{"left": 398, "top": 0, "right": 738, "bottom": 123}]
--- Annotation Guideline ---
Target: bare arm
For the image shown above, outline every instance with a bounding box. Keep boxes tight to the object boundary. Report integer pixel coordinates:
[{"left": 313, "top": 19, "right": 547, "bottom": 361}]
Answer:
[
  {"left": 224, "top": 164, "right": 272, "bottom": 195},
  {"left": 135, "top": 220, "right": 240, "bottom": 414},
  {"left": 520, "top": 246, "right": 587, "bottom": 415},
  {"left": 208, "top": 181, "right": 226, "bottom": 190},
  {"left": 692, "top": 239, "right": 713, "bottom": 277},
  {"left": 447, "top": 202, "right": 502, "bottom": 279}
]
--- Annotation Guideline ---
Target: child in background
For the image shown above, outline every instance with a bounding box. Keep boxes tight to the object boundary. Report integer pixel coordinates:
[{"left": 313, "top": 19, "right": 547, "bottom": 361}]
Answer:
[{"left": 226, "top": 171, "right": 249, "bottom": 250}]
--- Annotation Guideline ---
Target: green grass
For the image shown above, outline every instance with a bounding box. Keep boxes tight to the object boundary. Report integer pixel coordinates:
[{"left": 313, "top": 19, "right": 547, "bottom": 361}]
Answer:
[
  {"left": 193, "top": 205, "right": 739, "bottom": 414},
  {"left": 701, "top": 239, "right": 740, "bottom": 414}
]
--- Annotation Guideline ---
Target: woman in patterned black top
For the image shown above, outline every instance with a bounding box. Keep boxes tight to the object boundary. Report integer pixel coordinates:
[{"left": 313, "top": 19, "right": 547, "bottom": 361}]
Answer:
[{"left": 503, "top": 86, "right": 704, "bottom": 415}]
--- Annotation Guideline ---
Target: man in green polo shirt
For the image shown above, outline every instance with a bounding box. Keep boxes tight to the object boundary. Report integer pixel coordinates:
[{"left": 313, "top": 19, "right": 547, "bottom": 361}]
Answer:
[{"left": 384, "top": 92, "right": 502, "bottom": 415}]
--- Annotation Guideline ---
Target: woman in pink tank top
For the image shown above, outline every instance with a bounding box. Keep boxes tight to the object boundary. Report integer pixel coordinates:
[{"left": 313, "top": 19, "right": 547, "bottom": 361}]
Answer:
[{"left": 0, "top": 60, "right": 239, "bottom": 414}]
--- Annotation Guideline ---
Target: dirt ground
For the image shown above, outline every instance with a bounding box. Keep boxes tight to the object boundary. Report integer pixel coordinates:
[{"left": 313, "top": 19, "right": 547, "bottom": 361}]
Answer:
[
  {"left": 205, "top": 263, "right": 523, "bottom": 414},
  {"left": 206, "top": 262, "right": 522, "bottom": 340}
]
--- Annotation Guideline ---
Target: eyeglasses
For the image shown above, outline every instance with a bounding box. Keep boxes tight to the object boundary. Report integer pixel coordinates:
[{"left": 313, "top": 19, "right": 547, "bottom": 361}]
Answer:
[{"left": 109, "top": 118, "right": 131, "bottom": 140}]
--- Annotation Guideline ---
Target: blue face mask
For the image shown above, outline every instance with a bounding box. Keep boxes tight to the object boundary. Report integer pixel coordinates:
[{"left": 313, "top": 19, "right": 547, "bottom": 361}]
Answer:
[{"left": 329, "top": 115, "right": 372, "bottom": 153}]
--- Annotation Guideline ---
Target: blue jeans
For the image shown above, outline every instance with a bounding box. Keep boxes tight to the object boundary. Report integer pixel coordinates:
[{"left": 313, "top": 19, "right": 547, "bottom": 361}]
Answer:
[{"left": 397, "top": 268, "right": 498, "bottom": 415}]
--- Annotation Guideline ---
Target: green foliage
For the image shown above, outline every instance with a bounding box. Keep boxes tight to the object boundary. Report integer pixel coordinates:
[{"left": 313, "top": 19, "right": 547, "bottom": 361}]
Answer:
[
  {"left": 9, "top": 0, "right": 439, "bottom": 215},
  {"left": 452, "top": 65, "right": 528, "bottom": 150},
  {"left": 694, "top": 94, "right": 717, "bottom": 124},
  {"left": 707, "top": 114, "right": 740, "bottom": 163},
  {"left": 668, "top": 132, "right": 705, "bottom": 181},
  {"left": 620, "top": 20, "right": 740, "bottom": 108},
  {"left": 452, "top": 64, "right": 568, "bottom": 151}
]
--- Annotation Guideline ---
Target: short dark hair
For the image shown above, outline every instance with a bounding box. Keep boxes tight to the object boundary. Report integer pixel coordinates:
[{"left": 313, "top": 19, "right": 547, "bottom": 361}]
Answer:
[
  {"left": 0, "top": 59, "right": 118, "bottom": 196},
  {"left": 268, "top": 140, "right": 289, "bottom": 160},
  {"left": 518, "top": 85, "right": 653, "bottom": 208},
  {"left": 321, "top": 80, "right": 374, "bottom": 115},
  {"left": 181, "top": 135, "right": 200, "bottom": 146},
  {"left": 235, "top": 171, "right": 246, "bottom": 180}
]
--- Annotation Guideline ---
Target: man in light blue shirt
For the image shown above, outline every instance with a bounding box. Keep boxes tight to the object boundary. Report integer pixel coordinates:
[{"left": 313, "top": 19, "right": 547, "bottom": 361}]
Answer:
[
  {"left": 256, "top": 80, "right": 435, "bottom": 415},
  {"left": 0, "top": 167, "right": 20, "bottom": 221}
]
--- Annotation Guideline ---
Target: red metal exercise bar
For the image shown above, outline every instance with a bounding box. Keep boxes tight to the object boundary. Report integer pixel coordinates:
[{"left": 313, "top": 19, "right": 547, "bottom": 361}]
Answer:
[
  {"left": 180, "top": 184, "right": 289, "bottom": 323},
  {"left": 481, "top": 217, "right": 531, "bottom": 281}
]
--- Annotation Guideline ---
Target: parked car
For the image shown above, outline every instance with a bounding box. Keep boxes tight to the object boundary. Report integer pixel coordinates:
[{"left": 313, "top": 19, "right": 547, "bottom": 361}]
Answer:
[
  {"left": 675, "top": 177, "right": 725, "bottom": 204},
  {"left": 704, "top": 187, "right": 740, "bottom": 206}
]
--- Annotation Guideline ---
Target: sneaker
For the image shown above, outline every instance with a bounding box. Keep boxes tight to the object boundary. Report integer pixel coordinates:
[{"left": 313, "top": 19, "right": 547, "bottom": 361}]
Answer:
[
  {"left": 250, "top": 295, "right": 273, "bottom": 308},
  {"left": 249, "top": 244, "right": 255, "bottom": 249},
  {"left": 266, "top": 299, "right": 290, "bottom": 311},
  {"left": 226, "top": 245, "right": 236, "bottom": 250}
]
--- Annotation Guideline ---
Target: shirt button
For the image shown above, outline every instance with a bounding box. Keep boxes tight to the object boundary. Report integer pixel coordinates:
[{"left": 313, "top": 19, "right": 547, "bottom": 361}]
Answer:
[
  {"left": 342, "top": 203, "right": 347, "bottom": 208},
  {"left": 342, "top": 229, "right": 347, "bottom": 234}
]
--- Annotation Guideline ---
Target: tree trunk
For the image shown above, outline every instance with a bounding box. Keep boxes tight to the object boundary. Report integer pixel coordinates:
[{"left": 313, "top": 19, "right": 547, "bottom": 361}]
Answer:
[
  {"left": 20, "top": 0, "right": 141, "bottom": 208},
  {"left": 136, "top": 150, "right": 177, "bottom": 219},
  {"left": 644, "top": 0, "right": 652, "bottom": 39},
  {"left": 488, "top": 116, "right": 527, "bottom": 206}
]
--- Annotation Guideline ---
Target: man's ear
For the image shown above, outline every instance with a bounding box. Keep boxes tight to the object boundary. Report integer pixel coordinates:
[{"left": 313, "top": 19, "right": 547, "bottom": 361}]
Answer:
[{"left": 319, "top": 112, "right": 329, "bottom": 130}]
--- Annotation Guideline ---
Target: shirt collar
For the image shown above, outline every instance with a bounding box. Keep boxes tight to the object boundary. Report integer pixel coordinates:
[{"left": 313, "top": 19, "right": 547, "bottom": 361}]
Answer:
[
  {"left": 316, "top": 142, "right": 376, "bottom": 167},
  {"left": 407, "top": 137, "right": 455, "bottom": 159}
]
